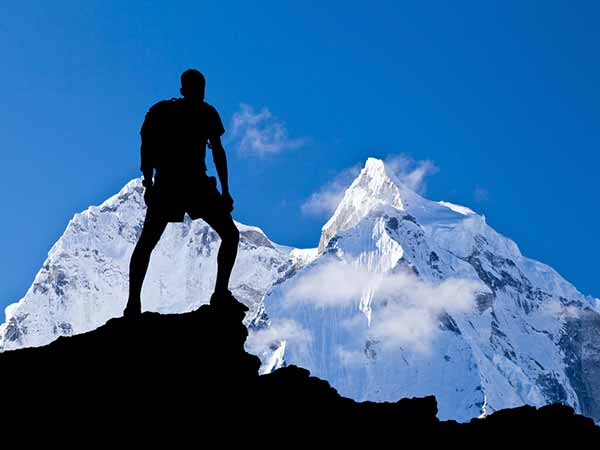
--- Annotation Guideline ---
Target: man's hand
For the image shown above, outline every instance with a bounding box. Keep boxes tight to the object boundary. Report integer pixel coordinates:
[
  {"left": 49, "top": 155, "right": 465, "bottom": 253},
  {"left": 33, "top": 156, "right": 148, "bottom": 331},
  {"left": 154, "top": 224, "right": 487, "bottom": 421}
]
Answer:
[
  {"left": 210, "top": 136, "right": 234, "bottom": 213},
  {"left": 222, "top": 191, "right": 234, "bottom": 213},
  {"left": 143, "top": 186, "right": 154, "bottom": 208}
]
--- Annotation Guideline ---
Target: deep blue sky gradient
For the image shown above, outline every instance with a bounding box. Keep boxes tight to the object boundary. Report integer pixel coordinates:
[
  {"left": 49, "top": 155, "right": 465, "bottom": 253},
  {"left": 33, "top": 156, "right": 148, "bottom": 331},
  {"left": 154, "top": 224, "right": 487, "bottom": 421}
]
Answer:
[{"left": 1, "top": 1, "right": 599, "bottom": 314}]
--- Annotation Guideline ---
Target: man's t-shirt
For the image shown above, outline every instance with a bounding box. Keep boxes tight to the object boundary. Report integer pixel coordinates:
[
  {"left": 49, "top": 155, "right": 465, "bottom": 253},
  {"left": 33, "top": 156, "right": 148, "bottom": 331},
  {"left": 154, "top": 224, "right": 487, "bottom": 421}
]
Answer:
[{"left": 140, "top": 98, "right": 225, "bottom": 179}]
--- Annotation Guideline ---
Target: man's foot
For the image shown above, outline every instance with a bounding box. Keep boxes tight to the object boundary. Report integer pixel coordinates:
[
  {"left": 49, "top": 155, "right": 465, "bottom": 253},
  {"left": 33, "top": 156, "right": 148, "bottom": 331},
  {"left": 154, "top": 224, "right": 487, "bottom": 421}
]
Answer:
[
  {"left": 123, "top": 298, "right": 142, "bottom": 319},
  {"left": 210, "top": 290, "right": 249, "bottom": 313}
]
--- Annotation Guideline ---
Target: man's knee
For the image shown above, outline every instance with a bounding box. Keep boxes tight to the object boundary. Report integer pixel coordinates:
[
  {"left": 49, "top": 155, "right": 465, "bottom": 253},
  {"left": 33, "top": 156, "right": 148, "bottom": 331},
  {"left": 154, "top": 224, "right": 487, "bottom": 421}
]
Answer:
[
  {"left": 229, "top": 224, "right": 240, "bottom": 245},
  {"left": 220, "top": 221, "right": 239, "bottom": 246},
  {"left": 136, "top": 229, "right": 162, "bottom": 254},
  {"left": 135, "top": 214, "right": 167, "bottom": 252}
]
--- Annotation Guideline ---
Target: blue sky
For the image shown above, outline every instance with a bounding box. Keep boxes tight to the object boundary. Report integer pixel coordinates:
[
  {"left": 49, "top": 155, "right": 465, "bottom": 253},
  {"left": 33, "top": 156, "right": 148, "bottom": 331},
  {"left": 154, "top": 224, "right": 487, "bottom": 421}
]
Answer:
[{"left": 1, "top": 1, "right": 599, "bottom": 314}]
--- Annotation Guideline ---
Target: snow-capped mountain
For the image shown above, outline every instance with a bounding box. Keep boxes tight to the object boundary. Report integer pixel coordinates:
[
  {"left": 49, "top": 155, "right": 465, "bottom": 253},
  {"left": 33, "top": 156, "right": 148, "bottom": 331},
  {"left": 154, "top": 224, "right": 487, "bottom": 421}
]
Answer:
[
  {"left": 252, "top": 158, "right": 600, "bottom": 423},
  {"left": 2, "top": 158, "right": 598, "bottom": 424},
  {"left": 0, "top": 179, "right": 300, "bottom": 350}
]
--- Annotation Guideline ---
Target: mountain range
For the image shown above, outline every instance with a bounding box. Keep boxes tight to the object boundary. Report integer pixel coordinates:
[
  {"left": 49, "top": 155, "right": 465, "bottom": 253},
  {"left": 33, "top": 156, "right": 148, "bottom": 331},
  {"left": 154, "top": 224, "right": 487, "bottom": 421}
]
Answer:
[{"left": 2, "top": 157, "right": 598, "bottom": 423}]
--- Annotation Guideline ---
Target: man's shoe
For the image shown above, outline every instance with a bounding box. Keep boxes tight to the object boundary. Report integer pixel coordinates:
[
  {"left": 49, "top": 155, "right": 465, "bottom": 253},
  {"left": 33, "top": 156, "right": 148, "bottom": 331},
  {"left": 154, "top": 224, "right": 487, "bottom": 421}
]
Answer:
[
  {"left": 210, "top": 290, "right": 249, "bottom": 313},
  {"left": 123, "top": 298, "right": 142, "bottom": 319}
]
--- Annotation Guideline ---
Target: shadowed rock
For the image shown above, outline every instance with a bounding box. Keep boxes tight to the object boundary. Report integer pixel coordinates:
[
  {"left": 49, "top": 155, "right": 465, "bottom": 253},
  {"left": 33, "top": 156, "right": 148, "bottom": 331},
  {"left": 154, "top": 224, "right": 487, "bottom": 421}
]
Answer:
[{"left": 0, "top": 304, "right": 597, "bottom": 440}]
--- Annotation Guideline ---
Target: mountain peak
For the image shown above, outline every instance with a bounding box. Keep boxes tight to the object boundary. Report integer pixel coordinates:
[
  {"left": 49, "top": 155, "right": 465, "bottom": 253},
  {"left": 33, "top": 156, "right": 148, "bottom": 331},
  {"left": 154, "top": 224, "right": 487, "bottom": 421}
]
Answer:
[
  {"left": 318, "top": 158, "right": 414, "bottom": 251},
  {"left": 363, "top": 156, "right": 386, "bottom": 174}
]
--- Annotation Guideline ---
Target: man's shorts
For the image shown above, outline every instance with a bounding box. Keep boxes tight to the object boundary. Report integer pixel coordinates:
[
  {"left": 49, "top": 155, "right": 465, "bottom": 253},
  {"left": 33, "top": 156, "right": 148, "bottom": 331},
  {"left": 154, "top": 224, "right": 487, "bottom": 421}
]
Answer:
[{"left": 148, "top": 175, "right": 229, "bottom": 223}]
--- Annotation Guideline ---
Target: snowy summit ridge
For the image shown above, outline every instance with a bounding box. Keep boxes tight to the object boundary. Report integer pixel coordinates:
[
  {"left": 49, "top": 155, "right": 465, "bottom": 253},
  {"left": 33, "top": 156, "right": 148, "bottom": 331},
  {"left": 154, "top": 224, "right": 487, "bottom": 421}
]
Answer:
[
  {"left": 1, "top": 158, "right": 599, "bottom": 424},
  {"left": 319, "top": 157, "right": 410, "bottom": 251}
]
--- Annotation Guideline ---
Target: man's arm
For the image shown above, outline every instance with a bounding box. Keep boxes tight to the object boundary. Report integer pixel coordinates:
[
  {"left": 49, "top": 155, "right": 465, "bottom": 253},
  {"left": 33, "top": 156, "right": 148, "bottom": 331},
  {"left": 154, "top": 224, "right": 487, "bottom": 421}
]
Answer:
[
  {"left": 139, "top": 107, "right": 158, "bottom": 208},
  {"left": 140, "top": 109, "right": 156, "bottom": 188},
  {"left": 140, "top": 139, "right": 155, "bottom": 207},
  {"left": 209, "top": 135, "right": 234, "bottom": 211}
]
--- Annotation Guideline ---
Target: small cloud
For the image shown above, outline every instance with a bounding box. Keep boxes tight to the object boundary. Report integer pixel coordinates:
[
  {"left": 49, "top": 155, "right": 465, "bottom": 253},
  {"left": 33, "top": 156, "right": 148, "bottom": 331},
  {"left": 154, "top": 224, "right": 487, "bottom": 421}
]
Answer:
[
  {"left": 246, "top": 319, "right": 312, "bottom": 356},
  {"left": 276, "top": 259, "right": 482, "bottom": 353},
  {"left": 301, "top": 164, "right": 362, "bottom": 217},
  {"left": 279, "top": 259, "right": 375, "bottom": 308},
  {"left": 539, "top": 299, "right": 582, "bottom": 319},
  {"left": 384, "top": 153, "right": 439, "bottom": 194},
  {"left": 370, "top": 277, "right": 477, "bottom": 353},
  {"left": 301, "top": 153, "right": 438, "bottom": 218},
  {"left": 473, "top": 186, "right": 489, "bottom": 203},
  {"left": 231, "top": 103, "right": 308, "bottom": 156}
]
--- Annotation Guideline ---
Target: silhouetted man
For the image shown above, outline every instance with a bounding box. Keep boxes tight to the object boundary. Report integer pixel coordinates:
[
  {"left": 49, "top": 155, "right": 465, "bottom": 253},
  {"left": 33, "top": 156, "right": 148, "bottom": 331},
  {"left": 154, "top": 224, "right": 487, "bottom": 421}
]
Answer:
[{"left": 124, "top": 69, "right": 247, "bottom": 318}]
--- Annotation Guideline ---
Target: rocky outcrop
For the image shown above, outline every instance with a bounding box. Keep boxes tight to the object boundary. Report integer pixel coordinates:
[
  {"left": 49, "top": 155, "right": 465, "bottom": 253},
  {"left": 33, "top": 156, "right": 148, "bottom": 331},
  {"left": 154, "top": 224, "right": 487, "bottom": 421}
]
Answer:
[{"left": 0, "top": 303, "right": 597, "bottom": 440}]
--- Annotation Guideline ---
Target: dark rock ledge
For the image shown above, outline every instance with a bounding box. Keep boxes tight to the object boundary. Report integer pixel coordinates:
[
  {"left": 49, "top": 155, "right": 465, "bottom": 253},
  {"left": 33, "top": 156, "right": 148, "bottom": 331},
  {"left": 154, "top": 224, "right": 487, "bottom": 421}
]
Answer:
[{"left": 1, "top": 304, "right": 597, "bottom": 442}]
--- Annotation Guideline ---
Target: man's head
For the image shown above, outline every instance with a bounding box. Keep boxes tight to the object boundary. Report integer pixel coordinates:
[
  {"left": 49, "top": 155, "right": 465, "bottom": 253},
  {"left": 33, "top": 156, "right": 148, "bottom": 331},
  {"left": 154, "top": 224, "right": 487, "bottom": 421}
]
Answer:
[{"left": 180, "top": 69, "right": 206, "bottom": 100}]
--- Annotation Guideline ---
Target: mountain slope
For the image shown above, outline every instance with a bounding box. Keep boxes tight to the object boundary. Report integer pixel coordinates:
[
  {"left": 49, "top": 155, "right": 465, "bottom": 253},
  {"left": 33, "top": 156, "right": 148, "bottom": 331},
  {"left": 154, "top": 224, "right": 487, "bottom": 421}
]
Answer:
[
  {"left": 2, "top": 158, "right": 598, "bottom": 424},
  {"left": 255, "top": 158, "right": 600, "bottom": 422},
  {"left": 0, "top": 179, "right": 300, "bottom": 350}
]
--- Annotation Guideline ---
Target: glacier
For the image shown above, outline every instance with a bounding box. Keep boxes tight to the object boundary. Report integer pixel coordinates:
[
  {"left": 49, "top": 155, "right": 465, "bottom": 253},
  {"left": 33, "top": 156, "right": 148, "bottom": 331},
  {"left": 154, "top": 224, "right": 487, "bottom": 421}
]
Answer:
[{"left": 1, "top": 157, "right": 599, "bottom": 423}]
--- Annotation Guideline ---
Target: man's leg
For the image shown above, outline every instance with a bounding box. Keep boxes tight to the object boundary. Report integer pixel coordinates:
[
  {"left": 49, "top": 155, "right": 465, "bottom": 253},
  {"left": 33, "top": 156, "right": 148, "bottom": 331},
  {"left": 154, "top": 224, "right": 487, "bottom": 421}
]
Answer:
[
  {"left": 125, "top": 209, "right": 168, "bottom": 317},
  {"left": 201, "top": 209, "right": 240, "bottom": 296}
]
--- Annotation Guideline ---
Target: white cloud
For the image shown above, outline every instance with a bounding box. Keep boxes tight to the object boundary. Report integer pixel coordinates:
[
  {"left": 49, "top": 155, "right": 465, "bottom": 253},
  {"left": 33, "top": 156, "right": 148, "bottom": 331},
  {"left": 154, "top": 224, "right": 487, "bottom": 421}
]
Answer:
[
  {"left": 384, "top": 153, "right": 439, "bottom": 194},
  {"left": 301, "top": 153, "right": 439, "bottom": 218},
  {"left": 370, "top": 277, "right": 477, "bottom": 353},
  {"left": 280, "top": 259, "right": 376, "bottom": 308},
  {"left": 231, "top": 103, "right": 307, "bottom": 155},
  {"left": 279, "top": 259, "right": 482, "bottom": 353},
  {"left": 539, "top": 299, "right": 582, "bottom": 319},
  {"left": 245, "top": 319, "right": 312, "bottom": 356},
  {"left": 301, "top": 163, "right": 362, "bottom": 217}
]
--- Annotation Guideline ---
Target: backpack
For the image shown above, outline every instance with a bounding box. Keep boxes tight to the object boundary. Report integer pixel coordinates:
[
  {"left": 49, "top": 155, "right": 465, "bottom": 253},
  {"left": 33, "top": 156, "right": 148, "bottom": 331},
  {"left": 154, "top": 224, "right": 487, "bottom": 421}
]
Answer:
[{"left": 139, "top": 98, "right": 179, "bottom": 174}]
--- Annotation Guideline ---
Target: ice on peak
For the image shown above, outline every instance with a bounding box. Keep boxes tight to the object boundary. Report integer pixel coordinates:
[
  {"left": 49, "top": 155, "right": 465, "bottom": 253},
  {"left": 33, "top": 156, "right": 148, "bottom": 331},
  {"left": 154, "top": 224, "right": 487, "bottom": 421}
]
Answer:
[
  {"left": 364, "top": 157, "right": 387, "bottom": 174},
  {"left": 362, "top": 158, "right": 405, "bottom": 195},
  {"left": 317, "top": 158, "right": 418, "bottom": 252},
  {"left": 438, "top": 201, "right": 476, "bottom": 216},
  {"left": 237, "top": 222, "right": 268, "bottom": 235},
  {"left": 92, "top": 178, "right": 144, "bottom": 214}
]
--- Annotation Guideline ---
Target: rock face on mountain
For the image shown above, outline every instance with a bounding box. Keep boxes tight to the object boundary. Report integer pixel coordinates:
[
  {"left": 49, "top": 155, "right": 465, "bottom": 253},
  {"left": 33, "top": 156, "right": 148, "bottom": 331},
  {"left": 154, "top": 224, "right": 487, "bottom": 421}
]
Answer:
[
  {"left": 2, "top": 158, "right": 599, "bottom": 424},
  {"left": 255, "top": 158, "right": 600, "bottom": 422},
  {"left": 1, "top": 304, "right": 597, "bottom": 439}
]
